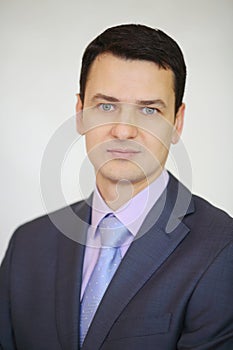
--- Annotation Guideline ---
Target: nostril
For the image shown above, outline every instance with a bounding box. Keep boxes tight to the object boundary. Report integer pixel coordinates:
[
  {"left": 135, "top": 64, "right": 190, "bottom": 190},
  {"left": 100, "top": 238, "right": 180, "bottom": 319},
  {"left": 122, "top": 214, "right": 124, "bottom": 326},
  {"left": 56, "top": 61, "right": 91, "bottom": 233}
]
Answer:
[{"left": 111, "top": 123, "right": 138, "bottom": 139}]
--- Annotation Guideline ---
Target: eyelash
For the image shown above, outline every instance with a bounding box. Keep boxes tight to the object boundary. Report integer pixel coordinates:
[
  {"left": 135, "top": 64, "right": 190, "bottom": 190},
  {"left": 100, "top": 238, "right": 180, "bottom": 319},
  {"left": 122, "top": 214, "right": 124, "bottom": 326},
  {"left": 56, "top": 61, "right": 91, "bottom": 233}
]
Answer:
[
  {"left": 141, "top": 107, "right": 158, "bottom": 115},
  {"left": 98, "top": 103, "right": 115, "bottom": 112},
  {"left": 97, "top": 103, "right": 160, "bottom": 116}
]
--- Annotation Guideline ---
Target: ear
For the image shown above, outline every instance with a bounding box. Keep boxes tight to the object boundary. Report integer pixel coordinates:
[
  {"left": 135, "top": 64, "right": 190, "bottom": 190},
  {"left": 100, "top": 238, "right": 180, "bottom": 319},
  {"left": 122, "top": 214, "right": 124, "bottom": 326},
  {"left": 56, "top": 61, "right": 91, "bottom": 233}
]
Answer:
[
  {"left": 171, "top": 103, "right": 185, "bottom": 144},
  {"left": 75, "top": 94, "right": 84, "bottom": 135}
]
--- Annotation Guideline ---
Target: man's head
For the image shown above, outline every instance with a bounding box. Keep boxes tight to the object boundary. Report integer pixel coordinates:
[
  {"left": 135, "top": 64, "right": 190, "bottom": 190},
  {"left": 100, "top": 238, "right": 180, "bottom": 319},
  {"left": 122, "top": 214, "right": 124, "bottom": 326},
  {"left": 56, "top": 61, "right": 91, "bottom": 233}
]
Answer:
[
  {"left": 79, "top": 24, "right": 186, "bottom": 114},
  {"left": 76, "top": 24, "right": 186, "bottom": 203}
]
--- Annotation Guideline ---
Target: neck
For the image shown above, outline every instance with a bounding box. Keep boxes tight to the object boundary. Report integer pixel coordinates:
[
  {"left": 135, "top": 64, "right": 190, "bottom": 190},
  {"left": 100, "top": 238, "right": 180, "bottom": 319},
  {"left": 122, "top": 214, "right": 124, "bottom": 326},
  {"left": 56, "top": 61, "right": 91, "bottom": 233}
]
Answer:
[
  {"left": 98, "top": 180, "right": 135, "bottom": 211},
  {"left": 96, "top": 170, "right": 163, "bottom": 211}
]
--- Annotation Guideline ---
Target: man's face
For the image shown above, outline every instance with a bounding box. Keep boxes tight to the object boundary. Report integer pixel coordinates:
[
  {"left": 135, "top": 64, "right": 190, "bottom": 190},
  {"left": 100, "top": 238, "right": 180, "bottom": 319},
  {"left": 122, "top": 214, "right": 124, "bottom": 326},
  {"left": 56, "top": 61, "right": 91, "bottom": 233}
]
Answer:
[{"left": 76, "top": 53, "right": 184, "bottom": 194}]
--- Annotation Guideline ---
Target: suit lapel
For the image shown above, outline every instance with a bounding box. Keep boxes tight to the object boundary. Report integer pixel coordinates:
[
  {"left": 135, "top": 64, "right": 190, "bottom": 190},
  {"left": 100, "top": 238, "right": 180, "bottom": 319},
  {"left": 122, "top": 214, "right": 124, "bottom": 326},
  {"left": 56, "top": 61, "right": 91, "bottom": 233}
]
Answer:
[
  {"left": 82, "top": 174, "right": 195, "bottom": 349},
  {"left": 55, "top": 199, "right": 91, "bottom": 350}
]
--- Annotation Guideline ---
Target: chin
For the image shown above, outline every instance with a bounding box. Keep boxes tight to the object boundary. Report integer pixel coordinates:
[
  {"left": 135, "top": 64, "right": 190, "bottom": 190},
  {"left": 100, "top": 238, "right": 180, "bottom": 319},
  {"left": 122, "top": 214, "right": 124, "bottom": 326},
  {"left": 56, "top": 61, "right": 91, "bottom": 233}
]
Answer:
[{"left": 99, "top": 163, "right": 147, "bottom": 184}]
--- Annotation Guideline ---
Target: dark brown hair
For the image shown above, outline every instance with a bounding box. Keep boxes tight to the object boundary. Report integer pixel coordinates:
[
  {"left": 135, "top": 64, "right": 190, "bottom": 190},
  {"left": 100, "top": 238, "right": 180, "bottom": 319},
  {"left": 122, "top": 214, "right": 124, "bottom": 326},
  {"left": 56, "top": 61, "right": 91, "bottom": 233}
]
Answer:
[{"left": 79, "top": 24, "right": 186, "bottom": 113}]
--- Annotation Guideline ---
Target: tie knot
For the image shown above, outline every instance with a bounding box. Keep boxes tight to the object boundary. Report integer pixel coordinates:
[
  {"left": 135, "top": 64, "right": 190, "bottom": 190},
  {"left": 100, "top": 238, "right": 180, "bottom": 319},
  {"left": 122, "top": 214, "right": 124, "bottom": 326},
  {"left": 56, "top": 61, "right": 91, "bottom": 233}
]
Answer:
[{"left": 98, "top": 214, "right": 130, "bottom": 248}]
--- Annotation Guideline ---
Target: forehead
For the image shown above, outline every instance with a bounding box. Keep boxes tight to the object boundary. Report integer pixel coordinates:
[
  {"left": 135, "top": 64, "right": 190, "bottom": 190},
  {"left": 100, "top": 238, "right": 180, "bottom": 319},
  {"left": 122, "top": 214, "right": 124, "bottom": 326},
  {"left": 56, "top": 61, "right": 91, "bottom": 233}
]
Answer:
[{"left": 84, "top": 53, "right": 175, "bottom": 104}]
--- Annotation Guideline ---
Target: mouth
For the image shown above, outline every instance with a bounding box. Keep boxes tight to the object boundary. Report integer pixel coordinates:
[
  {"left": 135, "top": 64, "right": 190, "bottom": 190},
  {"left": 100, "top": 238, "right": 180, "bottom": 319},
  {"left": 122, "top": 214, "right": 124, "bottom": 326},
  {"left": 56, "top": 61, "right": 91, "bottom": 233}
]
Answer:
[{"left": 107, "top": 148, "right": 141, "bottom": 159}]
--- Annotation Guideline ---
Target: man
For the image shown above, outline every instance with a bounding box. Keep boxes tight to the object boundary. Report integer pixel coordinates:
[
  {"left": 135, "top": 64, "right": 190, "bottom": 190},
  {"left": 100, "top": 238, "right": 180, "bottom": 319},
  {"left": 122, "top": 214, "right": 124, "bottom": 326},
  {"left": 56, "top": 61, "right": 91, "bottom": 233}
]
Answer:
[{"left": 0, "top": 24, "right": 232, "bottom": 350}]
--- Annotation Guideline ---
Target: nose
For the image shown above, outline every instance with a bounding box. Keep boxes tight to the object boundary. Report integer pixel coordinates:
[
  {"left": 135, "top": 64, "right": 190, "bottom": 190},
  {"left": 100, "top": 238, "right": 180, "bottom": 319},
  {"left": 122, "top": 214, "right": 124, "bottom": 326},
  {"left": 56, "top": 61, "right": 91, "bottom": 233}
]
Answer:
[
  {"left": 110, "top": 107, "right": 138, "bottom": 139},
  {"left": 111, "top": 121, "right": 138, "bottom": 140}
]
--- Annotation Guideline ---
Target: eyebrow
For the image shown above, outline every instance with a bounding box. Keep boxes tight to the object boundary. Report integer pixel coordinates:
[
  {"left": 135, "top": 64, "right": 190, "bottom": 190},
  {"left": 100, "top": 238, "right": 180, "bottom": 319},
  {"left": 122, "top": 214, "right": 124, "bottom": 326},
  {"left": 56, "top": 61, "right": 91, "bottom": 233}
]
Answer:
[
  {"left": 92, "top": 93, "right": 120, "bottom": 103},
  {"left": 91, "top": 93, "right": 167, "bottom": 109}
]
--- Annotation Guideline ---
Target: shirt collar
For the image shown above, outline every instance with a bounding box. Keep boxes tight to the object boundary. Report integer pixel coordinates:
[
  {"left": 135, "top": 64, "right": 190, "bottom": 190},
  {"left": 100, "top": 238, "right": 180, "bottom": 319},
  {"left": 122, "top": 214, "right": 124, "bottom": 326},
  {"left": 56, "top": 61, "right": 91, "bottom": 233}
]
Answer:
[{"left": 91, "top": 170, "right": 169, "bottom": 237}]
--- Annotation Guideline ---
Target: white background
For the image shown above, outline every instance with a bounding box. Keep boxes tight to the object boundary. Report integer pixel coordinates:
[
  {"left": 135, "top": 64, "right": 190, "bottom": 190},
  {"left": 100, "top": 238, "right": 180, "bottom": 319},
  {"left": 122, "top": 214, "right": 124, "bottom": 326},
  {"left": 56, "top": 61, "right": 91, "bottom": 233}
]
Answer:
[{"left": 1, "top": 0, "right": 233, "bottom": 262}]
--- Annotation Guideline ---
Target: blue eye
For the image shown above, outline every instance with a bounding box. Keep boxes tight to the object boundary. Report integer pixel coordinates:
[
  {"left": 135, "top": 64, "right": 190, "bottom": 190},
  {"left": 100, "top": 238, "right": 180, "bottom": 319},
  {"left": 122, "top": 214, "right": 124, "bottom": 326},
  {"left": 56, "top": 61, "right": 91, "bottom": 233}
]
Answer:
[
  {"left": 142, "top": 107, "right": 157, "bottom": 115},
  {"left": 99, "top": 103, "right": 114, "bottom": 112}
]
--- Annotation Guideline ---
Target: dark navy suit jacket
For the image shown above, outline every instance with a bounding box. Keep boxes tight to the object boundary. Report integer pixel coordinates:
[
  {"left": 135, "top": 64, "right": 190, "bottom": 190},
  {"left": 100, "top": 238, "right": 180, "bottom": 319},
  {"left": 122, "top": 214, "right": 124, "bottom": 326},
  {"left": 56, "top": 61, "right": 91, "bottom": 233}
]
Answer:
[{"left": 0, "top": 174, "right": 233, "bottom": 349}]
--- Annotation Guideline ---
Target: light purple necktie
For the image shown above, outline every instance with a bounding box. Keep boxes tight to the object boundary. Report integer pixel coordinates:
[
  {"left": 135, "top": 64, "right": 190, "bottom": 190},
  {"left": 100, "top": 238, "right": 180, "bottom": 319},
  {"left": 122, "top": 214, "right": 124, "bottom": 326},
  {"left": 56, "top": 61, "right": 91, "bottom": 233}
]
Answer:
[{"left": 80, "top": 214, "right": 130, "bottom": 346}]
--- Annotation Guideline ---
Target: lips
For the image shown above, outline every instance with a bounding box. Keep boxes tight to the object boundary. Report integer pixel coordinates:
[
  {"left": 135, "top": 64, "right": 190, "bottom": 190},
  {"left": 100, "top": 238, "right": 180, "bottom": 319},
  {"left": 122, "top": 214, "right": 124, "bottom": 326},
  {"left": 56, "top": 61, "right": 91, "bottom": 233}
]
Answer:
[{"left": 107, "top": 148, "right": 141, "bottom": 159}]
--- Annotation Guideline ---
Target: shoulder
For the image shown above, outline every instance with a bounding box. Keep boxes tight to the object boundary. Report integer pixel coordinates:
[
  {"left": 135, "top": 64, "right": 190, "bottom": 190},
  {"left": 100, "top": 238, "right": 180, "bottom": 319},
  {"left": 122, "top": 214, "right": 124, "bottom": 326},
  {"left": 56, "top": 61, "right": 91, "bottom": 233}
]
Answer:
[
  {"left": 168, "top": 172, "right": 233, "bottom": 230},
  {"left": 167, "top": 173, "right": 233, "bottom": 249},
  {"left": 1, "top": 199, "right": 90, "bottom": 269},
  {"left": 180, "top": 194, "right": 233, "bottom": 262},
  {"left": 189, "top": 194, "right": 233, "bottom": 231},
  {"left": 11, "top": 198, "right": 91, "bottom": 248}
]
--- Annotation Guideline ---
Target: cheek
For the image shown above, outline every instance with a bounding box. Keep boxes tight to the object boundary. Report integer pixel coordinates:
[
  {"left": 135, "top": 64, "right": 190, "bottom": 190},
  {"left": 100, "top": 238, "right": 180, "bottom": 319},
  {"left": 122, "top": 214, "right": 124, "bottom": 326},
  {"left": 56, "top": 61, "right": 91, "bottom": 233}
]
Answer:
[
  {"left": 85, "top": 134, "right": 92, "bottom": 154},
  {"left": 143, "top": 135, "right": 170, "bottom": 161},
  {"left": 142, "top": 123, "right": 174, "bottom": 152},
  {"left": 85, "top": 126, "right": 109, "bottom": 152},
  {"left": 85, "top": 128, "right": 100, "bottom": 147}
]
